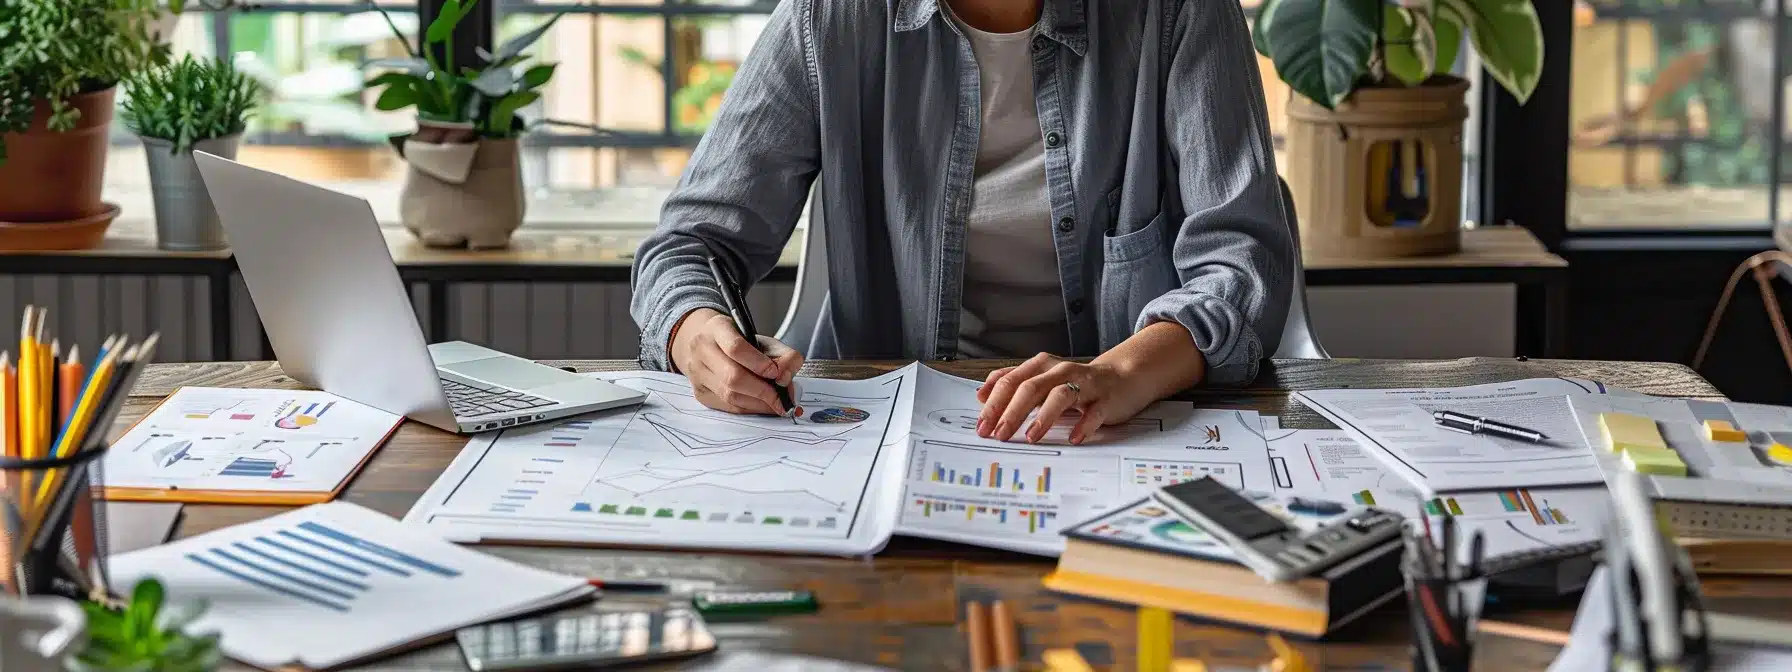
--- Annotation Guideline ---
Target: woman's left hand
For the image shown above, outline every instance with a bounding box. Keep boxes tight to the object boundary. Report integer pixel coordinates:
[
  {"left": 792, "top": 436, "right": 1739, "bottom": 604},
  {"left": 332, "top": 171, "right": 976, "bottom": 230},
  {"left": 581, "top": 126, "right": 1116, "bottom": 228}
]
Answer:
[{"left": 974, "top": 354, "right": 1159, "bottom": 445}]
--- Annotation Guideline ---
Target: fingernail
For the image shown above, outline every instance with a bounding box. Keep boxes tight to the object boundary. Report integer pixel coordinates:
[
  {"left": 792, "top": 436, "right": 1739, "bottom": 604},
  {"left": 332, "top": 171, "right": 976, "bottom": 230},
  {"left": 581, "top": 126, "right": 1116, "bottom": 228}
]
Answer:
[
  {"left": 1026, "top": 424, "right": 1041, "bottom": 444},
  {"left": 976, "top": 417, "right": 989, "bottom": 435},
  {"left": 995, "top": 422, "right": 1012, "bottom": 439}
]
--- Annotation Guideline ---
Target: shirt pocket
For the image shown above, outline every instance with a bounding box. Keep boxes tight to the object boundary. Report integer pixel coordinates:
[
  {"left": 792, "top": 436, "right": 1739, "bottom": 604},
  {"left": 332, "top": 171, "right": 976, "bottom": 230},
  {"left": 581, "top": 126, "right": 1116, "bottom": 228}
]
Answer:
[{"left": 1098, "top": 212, "right": 1178, "bottom": 348}]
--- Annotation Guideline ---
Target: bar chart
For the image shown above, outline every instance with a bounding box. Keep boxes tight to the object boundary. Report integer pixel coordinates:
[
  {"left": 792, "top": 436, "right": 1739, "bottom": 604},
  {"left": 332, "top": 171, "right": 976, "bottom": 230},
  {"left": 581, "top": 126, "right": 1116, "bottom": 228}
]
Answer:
[
  {"left": 184, "top": 520, "right": 462, "bottom": 612},
  {"left": 928, "top": 460, "right": 1053, "bottom": 493}
]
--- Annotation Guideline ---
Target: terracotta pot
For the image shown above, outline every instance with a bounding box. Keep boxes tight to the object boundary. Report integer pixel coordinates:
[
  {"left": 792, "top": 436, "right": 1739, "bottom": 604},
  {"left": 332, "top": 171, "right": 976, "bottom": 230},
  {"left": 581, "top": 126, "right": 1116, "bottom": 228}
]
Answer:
[
  {"left": 0, "top": 87, "right": 116, "bottom": 223},
  {"left": 399, "top": 137, "right": 525, "bottom": 249},
  {"left": 1283, "top": 77, "right": 1469, "bottom": 258}
]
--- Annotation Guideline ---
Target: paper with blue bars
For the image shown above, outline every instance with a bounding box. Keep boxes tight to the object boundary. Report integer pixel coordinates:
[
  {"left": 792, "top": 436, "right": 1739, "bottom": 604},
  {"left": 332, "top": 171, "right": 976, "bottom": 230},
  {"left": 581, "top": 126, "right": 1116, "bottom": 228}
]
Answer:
[{"left": 107, "top": 502, "right": 593, "bottom": 670}]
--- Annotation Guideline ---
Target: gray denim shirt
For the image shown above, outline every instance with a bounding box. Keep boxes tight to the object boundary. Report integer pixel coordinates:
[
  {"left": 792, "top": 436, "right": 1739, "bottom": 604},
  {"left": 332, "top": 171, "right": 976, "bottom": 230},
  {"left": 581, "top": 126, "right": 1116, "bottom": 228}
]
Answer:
[{"left": 630, "top": 0, "right": 1293, "bottom": 385}]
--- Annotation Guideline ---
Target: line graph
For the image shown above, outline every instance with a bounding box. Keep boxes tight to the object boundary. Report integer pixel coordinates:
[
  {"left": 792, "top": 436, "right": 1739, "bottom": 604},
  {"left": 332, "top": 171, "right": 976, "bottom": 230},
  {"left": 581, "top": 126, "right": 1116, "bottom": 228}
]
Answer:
[{"left": 585, "top": 460, "right": 848, "bottom": 510}]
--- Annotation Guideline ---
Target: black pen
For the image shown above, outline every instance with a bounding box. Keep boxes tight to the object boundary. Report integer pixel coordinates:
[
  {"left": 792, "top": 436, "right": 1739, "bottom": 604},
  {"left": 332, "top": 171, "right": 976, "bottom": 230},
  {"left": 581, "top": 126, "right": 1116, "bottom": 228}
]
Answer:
[{"left": 704, "top": 254, "right": 798, "bottom": 417}]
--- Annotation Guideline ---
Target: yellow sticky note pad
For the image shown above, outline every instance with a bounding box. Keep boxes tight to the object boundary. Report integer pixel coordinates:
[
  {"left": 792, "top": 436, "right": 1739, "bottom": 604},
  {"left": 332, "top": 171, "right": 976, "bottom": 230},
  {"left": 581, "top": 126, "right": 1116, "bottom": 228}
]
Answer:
[
  {"left": 1600, "top": 413, "right": 1668, "bottom": 453},
  {"left": 1623, "top": 447, "right": 1687, "bottom": 477},
  {"left": 1767, "top": 444, "right": 1792, "bottom": 466},
  {"left": 1704, "top": 419, "right": 1747, "bottom": 443}
]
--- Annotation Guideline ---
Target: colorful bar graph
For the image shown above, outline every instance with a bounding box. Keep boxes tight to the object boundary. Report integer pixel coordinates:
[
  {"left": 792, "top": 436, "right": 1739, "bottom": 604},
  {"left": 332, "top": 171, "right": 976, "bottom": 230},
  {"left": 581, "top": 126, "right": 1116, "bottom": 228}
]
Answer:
[
  {"left": 1499, "top": 490, "right": 1526, "bottom": 513},
  {"left": 1520, "top": 489, "right": 1545, "bottom": 526},
  {"left": 1423, "top": 497, "right": 1463, "bottom": 517},
  {"left": 220, "top": 456, "right": 279, "bottom": 478},
  {"left": 992, "top": 462, "right": 1002, "bottom": 489}
]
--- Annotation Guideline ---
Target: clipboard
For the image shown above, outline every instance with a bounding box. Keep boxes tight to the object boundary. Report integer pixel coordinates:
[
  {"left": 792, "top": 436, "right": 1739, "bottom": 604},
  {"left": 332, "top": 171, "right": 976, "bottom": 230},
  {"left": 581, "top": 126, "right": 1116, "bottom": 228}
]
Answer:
[{"left": 100, "top": 387, "right": 404, "bottom": 505}]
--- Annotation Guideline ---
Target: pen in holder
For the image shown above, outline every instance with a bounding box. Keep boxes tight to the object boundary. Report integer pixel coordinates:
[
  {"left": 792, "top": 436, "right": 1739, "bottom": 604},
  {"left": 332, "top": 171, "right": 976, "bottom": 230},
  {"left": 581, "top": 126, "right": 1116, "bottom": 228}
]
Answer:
[
  {"left": 1, "top": 306, "right": 160, "bottom": 601},
  {"left": 0, "top": 448, "right": 111, "bottom": 599},
  {"left": 1405, "top": 503, "right": 1487, "bottom": 672}
]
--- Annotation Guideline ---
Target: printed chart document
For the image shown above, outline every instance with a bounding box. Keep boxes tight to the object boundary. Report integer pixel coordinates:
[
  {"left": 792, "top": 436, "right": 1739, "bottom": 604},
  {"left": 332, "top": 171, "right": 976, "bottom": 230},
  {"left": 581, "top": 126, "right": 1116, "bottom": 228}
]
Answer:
[
  {"left": 1295, "top": 378, "right": 1628, "bottom": 493},
  {"left": 103, "top": 388, "right": 404, "bottom": 504},
  {"left": 896, "top": 369, "right": 1273, "bottom": 555},
  {"left": 407, "top": 365, "right": 1272, "bottom": 556},
  {"left": 407, "top": 367, "right": 918, "bottom": 555},
  {"left": 1264, "top": 425, "right": 1606, "bottom": 568},
  {"left": 107, "top": 502, "right": 593, "bottom": 671}
]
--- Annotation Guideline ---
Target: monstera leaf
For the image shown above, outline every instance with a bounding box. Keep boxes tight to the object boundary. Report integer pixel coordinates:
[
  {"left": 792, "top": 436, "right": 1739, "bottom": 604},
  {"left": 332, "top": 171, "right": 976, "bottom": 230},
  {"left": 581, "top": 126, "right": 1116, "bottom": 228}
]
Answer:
[{"left": 1257, "top": 0, "right": 1382, "bottom": 109}]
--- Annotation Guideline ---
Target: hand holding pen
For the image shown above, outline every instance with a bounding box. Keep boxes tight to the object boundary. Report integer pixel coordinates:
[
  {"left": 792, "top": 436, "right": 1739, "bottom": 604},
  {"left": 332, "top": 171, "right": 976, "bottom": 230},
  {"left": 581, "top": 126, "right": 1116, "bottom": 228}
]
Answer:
[{"left": 665, "top": 250, "right": 805, "bottom": 418}]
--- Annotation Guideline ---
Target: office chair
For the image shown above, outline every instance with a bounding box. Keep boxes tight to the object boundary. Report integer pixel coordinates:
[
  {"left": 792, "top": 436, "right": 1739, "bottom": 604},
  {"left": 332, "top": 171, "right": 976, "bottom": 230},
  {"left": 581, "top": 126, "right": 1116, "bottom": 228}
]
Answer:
[{"left": 774, "top": 178, "right": 1330, "bottom": 359}]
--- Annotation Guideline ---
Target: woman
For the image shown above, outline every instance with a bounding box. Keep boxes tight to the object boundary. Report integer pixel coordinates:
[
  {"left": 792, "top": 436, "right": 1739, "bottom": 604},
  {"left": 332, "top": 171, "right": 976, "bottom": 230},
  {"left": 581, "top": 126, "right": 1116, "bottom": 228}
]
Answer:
[{"left": 631, "top": 0, "right": 1293, "bottom": 444}]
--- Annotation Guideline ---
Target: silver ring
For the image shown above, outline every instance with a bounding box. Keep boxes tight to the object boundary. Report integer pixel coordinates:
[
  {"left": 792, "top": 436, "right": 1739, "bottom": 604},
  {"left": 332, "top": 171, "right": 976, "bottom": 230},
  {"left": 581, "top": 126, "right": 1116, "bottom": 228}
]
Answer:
[{"left": 1064, "top": 382, "right": 1082, "bottom": 394}]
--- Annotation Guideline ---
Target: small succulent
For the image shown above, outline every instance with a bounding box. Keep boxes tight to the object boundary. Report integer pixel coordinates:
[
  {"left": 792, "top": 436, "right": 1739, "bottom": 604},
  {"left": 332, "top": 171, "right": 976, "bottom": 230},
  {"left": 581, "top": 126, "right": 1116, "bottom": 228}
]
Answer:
[
  {"left": 70, "top": 578, "right": 223, "bottom": 672},
  {"left": 121, "top": 55, "right": 264, "bottom": 154}
]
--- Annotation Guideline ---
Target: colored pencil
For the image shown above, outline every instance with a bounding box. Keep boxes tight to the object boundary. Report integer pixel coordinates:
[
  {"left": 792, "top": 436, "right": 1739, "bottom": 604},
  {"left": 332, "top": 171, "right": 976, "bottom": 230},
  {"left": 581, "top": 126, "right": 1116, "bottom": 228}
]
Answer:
[
  {"left": 991, "top": 600, "right": 1019, "bottom": 672},
  {"left": 966, "top": 601, "right": 991, "bottom": 672},
  {"left": 57, "top": 345, "right": 79, "bottom": 427},
  {"left": 1, "top": 352, "right": 14, "bottom": 459}
]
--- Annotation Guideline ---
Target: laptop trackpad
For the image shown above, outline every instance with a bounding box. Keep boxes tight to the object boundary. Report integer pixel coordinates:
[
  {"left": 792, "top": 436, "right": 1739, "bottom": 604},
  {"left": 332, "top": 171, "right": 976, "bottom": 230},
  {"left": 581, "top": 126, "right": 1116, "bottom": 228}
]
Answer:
[{"left": 440, "top": 357, "right": 573, "bottom": 390}]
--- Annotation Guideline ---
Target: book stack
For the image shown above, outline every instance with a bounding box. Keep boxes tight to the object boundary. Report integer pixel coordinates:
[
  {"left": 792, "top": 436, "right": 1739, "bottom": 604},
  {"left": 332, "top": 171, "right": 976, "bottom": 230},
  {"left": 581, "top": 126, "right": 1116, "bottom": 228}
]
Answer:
[{"left": 1043, "top": 497, "right": 1404, "bottom": 638}]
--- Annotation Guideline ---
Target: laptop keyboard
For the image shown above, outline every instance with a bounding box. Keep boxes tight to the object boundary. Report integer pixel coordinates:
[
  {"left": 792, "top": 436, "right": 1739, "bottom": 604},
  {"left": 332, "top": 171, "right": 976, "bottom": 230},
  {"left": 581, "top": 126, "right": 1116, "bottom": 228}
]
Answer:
[{"left": 440, "top": 377, "right": 556, "bottom": 418}]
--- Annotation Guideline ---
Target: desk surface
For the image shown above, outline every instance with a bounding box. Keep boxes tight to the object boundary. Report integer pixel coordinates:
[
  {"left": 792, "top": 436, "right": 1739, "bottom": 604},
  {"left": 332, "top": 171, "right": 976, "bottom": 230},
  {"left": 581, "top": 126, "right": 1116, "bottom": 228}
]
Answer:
[
  {"left": 23, "top": 195, "right": 1558, "bottom": 274},
  {"left": 113, "top": 356, "right": 1736, "bottom": 671}
]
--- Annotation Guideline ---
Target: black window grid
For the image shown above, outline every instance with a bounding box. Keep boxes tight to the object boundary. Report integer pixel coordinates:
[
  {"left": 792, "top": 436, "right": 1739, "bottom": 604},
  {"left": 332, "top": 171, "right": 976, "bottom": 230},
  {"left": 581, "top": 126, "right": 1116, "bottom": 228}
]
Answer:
[{"left": 137, "top": 1, "right": 1282, "bottom": 153}]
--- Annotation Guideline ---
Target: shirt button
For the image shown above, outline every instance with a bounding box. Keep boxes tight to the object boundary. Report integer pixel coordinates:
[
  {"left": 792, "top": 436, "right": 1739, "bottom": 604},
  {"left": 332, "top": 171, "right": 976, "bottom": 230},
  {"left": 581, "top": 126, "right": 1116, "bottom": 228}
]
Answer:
[
  {"left": 1032, "top": 36, "right": 1048, "bottom": 52},
  {"left": 1069, "top": 299, "right": 1085, "bottom": 315},
  {"left": 1045, "top": 132, "right": 1062, "bottom": 148},
  {"left": 1057, "top": 217, "right": 1074, "bottom": 233}
]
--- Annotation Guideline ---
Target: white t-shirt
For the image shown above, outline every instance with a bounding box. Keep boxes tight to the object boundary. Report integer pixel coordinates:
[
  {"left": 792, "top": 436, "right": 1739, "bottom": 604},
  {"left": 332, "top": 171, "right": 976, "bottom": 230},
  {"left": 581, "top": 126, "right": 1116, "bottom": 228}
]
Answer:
[{"left": 948, "top": 9, "right": 1070, "bottom": 359}]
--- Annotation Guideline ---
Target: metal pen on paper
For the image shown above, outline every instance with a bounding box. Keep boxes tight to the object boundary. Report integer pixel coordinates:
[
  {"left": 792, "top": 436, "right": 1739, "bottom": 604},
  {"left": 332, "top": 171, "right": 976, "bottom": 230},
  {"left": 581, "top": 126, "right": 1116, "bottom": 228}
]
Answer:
[{"left": 1431, "top": 411, "right": 1547, "bottom": 443}]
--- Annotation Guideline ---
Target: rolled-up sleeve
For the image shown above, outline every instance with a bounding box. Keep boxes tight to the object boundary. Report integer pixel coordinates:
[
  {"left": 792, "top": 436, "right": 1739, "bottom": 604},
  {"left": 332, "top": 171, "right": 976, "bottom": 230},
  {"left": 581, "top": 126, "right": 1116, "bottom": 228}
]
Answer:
[
  {"left": 630, "top": 0, "right": 822, "bottom": 370},
  {"left": 1138, "top": 0, "right": 1295, "bottom": 385}
]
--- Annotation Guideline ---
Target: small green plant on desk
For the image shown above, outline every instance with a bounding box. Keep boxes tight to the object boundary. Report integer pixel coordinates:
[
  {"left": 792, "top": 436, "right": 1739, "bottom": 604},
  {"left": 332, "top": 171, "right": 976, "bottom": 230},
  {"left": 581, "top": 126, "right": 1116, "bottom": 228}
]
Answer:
[{"left": 70, "top": 579, "right": 222, "bottom": 672}]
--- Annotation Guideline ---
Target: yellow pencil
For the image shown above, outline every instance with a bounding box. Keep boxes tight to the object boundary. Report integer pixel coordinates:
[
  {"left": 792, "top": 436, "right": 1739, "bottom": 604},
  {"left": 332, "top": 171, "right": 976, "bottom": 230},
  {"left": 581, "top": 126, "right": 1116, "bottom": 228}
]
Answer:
[
  {"left": 16, "top": 308, "right": 35, "bottom": 464},
  {"left": 33, "top": 315, "right": 49, "bottom": 459},
  {"left": 35, "top": 345, "right": 123, "bottom": 505}
]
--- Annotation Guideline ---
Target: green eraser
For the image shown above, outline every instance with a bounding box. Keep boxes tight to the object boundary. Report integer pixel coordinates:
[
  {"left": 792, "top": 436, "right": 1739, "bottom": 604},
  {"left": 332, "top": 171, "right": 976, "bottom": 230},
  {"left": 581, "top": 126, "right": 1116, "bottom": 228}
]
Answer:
[{"left": 692, "top": 590, "right": 817, "bottom": 616}]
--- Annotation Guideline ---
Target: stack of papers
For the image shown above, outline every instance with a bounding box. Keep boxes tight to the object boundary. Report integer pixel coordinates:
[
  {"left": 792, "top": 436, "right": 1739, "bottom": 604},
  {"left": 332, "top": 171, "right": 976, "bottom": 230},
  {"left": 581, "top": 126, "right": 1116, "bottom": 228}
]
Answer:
[
  {"left": 107, "top": 502, "right": 594, "bottom": 670},
  {"left": 1294, "top": 378, "right": 1635, "bottom": 493},
  {"left": 406, "top": 364, "right": 1278, "bottom": 557}
]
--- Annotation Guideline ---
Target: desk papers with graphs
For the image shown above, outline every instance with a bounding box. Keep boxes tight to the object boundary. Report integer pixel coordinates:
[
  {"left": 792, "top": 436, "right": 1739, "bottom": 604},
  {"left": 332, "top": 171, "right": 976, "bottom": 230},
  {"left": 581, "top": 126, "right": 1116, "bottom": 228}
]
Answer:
[
  {"left": 107, "top": 502, "right": 593, "bottom": 670},
  {"left": 405, "top": 364, "right": 1279, "bottom": 556},
  {"left": 1295, "top": 379, "right": 1638, "bottom": 494},
  {"left": 1261, "top": 419, "right": 1607, "bottom": 570}
]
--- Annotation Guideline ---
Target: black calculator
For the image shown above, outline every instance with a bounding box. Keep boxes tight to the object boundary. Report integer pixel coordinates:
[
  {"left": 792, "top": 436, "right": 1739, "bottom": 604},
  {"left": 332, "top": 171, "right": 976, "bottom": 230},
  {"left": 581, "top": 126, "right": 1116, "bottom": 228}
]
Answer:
[
  {"left": 456, "top": 606, "right": 717, "bottom": 671},
  {"left": 1153, "top": 477, "right": 1403, "bottom": 582}
]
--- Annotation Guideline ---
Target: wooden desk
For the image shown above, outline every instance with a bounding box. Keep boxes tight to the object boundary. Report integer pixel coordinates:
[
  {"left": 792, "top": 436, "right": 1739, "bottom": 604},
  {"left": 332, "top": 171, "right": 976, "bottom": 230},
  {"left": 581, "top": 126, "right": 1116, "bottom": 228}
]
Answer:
[{"left": 116, "top": 357, "right": 1715, "bottom": 671}]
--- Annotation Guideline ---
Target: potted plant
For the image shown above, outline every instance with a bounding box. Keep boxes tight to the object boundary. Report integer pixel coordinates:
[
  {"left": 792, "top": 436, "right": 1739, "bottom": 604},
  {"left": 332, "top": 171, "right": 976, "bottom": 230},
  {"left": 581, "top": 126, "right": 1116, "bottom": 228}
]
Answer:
[
  {"left": 70, "top": 578, "right": 222, "bottom": 671},
  {"left": 120, "top": 54, "right": 264, "bottom": 251},
  {"left": 0, "top": 0, "right": 169, "bottom": 249},
  {"left": 1253, "top": 0, "right": 1542, "bottom": 257},
  {"left": 362, "top": 0, "right": 565, "bottom": 249}
]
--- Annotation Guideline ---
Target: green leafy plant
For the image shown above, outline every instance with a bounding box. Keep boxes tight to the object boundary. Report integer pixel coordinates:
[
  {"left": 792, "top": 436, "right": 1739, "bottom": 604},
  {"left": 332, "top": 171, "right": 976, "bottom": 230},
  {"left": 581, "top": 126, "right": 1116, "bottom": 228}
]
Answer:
[
  {"left": 362, "top": 0, "right": 564, "bottom": 136},
  {"left": 0, "top": 0, "right": 171, "bottom": 159},
  {"left": 121, "top": 55, "right": 265, "bottom": 154},
  {"left": 71, "top": 578, "right": 222, "bottom": 672},
  {"left": 1253, "top": 0, "right": 1543, "bottom": 109}
]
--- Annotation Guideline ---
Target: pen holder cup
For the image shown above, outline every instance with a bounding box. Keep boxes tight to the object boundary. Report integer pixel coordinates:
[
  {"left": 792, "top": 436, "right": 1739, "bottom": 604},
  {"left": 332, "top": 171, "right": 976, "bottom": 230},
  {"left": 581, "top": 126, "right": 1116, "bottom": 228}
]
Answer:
[{"left": 0, "top": 449, "right": 112, "bottom": 599}]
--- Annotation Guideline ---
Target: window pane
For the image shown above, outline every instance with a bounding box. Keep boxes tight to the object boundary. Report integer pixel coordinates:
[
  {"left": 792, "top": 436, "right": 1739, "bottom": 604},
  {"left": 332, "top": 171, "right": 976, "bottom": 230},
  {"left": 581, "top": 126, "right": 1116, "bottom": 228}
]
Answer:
[
  {"left": 106, "top": 6, "right": 417, "bottom": 206},
  {"left": 1569, "top": 1, "right": 1780, "bottom": 230}
]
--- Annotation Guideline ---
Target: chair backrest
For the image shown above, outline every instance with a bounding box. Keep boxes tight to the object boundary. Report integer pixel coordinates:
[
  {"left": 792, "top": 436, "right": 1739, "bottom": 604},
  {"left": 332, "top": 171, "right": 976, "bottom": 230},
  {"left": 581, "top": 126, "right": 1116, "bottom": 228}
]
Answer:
[
  {"left": 1275, "top": 177, "right": 1330, "bottom": 359},
  {"left": 774, "top": 180, "right": 1329, "bottom": 359},
  {"left": 774, "top": 187, "right": 830, "bottom": 349}
]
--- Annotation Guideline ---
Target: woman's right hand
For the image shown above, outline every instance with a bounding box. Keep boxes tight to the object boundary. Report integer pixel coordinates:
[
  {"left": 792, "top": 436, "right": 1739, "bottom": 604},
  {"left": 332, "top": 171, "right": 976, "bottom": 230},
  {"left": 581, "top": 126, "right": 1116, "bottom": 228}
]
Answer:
[{"left": 669, "top": 308, "right": 805, "bottom": 415}]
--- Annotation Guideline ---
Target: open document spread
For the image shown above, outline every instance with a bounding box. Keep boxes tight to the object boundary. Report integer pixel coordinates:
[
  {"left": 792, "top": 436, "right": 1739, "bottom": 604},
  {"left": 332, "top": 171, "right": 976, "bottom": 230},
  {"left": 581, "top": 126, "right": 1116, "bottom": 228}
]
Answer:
[
  {"left": 1294, "top": 378, "right": 1634, "bottom": 494},
  {"left": 405, "top": 364, "right": 1274, "bottom": 556}
]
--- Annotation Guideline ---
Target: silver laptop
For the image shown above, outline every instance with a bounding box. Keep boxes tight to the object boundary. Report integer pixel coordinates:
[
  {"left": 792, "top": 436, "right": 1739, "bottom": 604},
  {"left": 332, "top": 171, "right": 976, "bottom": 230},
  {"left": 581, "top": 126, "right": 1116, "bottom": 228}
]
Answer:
[{"left": 192, "top": 152, "right": 645, "bottom": 434}]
